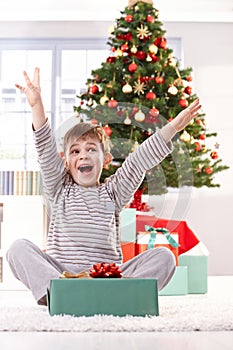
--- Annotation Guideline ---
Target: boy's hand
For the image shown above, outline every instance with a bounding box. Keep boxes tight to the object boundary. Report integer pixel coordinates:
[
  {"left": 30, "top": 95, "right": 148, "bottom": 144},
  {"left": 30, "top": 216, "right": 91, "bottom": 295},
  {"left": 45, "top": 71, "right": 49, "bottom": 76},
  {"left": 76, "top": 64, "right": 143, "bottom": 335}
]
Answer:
[
  {"left": 160, "top": 99, "right": 202, "bottom": 143},
  {"left": 171, "top": 99, "right": 201, "bottom": 132},
  {"left": 15, "top": 67, "right": 46, "bottom": 130},
  {"left": 15, "top": 67, "right": 42, "bottom": 108}
]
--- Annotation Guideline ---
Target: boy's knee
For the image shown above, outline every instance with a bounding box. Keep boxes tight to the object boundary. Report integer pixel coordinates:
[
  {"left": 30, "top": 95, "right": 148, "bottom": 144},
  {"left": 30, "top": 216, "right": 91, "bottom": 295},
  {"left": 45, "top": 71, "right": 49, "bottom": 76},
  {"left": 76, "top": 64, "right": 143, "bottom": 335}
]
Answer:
[
  {"left": 6, "top": 239, "right": 31, "bottom": 262},
  {"left": 153, "top": 246, "right": 176, "bottom": 268}
]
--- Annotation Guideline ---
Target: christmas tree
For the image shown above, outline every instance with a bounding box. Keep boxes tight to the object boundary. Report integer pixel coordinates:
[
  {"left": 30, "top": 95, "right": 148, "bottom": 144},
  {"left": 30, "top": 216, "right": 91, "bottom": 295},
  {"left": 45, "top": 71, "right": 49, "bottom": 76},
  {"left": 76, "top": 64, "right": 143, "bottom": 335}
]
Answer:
[{"left": 74, "top": 0, "right": 229, "bottom": 200}]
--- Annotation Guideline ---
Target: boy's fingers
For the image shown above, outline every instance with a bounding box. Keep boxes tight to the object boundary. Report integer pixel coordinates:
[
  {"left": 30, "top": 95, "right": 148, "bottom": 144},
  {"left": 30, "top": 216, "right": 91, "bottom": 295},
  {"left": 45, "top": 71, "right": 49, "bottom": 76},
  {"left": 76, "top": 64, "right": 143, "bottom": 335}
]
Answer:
[
  {"left": 23, "top": 70, "right": 33, "bottom": 88},
  {"left": 15, "top": 83, "right": 25, "bottom": 92},
  {"left": 33, "top": 67, "right": 40, "bottom": 86}
]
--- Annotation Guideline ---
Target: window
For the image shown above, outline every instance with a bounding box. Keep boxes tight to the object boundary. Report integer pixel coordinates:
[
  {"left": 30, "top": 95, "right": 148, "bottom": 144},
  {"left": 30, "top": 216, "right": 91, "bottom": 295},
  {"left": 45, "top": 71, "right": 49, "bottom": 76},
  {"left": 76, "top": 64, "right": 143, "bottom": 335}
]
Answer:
[{"left": 0, "top": 38, "right": 181, "bottom": 171}]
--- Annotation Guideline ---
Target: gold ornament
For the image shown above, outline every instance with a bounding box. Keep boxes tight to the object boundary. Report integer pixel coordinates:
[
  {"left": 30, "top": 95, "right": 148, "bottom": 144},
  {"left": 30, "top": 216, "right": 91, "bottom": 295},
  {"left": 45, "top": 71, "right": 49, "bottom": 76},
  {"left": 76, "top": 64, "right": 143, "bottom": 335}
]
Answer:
[
  {"left": 131, "top": 44, "right": 138, "bottom": 53},
  {"left": 128, "top": 0, "right": 154, "bottom": 8},
  {"left": 149, "top": 44, "right": 158, "bottom": 54},
  {"left": 133, "top": 80, "right": 146, "bottom": 95},
  {"left": 180, "top": 131, "right": 191, "bottom": 142},
  {"left": 146, "top": 54, "right": 152, "bottom": 62},
  {"left": 134, "top": 110, "right": 145, "bottom": 122},
  {"left": 174, "top": 78, "right": 183, "bottom": 87},
  {"left": 100, "top": 94, "right": 109, "bottom": 105},
  {"left": 124, "top": 113, "right": 131, "bottom": 125},
  {"left": 136, "top": 24, "right": 150, "bottom": 39},
  {"left": 115, "top": 48, "right": 123, "bottom": 57},
  {"left": 122, "top": 83, "right": 133, "bottom": 94},
  {"left": 168, "top": 57, "right": 177, "bottom": 67},
  {"left": 168, "top": 85, "right": 178, "bottom": 95}
]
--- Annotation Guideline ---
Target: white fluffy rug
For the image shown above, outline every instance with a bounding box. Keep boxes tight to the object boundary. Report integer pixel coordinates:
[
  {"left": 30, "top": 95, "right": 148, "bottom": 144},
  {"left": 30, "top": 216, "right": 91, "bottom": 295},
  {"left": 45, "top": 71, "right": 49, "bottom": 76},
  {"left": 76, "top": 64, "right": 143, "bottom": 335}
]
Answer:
[{"left": 1, "top": 283, "right": 233, "bottom": 332}]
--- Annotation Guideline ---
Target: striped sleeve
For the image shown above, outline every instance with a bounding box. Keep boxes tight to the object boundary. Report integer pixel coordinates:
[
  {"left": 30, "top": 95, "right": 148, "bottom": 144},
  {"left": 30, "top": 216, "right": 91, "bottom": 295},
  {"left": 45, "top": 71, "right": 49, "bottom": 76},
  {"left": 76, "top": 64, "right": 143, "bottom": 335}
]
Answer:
[
  {"left": 106, "top": 130, "right": 173, "bottom": 210},
  {"left": 33, "top": 120, "right": 66, "bottom": 201}
]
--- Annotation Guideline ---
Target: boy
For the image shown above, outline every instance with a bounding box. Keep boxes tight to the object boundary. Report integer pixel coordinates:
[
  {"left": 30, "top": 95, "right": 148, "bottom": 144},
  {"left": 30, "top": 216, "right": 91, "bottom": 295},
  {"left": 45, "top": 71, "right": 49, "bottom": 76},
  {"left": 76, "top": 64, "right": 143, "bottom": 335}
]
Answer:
[{"left": 7, "top": 68, "right": 201, "bottom": 305}]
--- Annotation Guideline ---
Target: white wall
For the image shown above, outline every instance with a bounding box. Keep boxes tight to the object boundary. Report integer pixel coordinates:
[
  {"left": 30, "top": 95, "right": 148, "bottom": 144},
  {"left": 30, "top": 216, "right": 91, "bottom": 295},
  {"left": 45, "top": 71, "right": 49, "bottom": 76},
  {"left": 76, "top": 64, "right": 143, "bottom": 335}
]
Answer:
[{"left": 0, "top": 19, "right": 232, "bottom": 275}]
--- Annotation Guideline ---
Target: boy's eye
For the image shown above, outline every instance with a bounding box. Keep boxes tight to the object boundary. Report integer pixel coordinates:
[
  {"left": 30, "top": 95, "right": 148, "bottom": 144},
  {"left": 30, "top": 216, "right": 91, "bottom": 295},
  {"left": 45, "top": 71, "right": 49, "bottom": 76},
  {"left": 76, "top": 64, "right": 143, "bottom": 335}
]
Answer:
[
  {"left": 71, "top": 149, "right": 79, "bottom": 154},
  {"left": 88, "top": 147, "right": 96, "bottom": 152}
]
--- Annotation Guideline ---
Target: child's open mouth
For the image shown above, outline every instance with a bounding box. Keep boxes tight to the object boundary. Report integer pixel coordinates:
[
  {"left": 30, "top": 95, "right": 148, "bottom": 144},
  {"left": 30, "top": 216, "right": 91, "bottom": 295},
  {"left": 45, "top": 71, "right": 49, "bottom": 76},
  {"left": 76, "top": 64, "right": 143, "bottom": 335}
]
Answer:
[{"left": 79, "top": 165, "right": 93, "bottom": 173}]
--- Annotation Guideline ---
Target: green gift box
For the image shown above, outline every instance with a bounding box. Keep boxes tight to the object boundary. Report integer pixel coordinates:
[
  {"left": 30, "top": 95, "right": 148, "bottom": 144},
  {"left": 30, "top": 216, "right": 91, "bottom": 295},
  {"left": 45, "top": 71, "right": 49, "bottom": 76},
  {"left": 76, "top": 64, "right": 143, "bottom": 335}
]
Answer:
[
  {"left": 159, "top": 266, "right": 188, "bottom": 296},
  {"left": 47, "top": 278, "right": 159, "bottom": 317},
  {"left": 178, "top": 255, "right": 208, "bottom": 294}
]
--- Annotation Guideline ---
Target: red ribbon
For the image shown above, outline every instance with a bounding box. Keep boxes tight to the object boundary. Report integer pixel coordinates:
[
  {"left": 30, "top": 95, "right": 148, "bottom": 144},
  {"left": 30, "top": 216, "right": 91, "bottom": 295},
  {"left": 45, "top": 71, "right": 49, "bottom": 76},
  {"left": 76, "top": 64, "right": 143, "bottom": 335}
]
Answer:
[{"left": 89, "top": 262, "right": 122, "bottom": 278}]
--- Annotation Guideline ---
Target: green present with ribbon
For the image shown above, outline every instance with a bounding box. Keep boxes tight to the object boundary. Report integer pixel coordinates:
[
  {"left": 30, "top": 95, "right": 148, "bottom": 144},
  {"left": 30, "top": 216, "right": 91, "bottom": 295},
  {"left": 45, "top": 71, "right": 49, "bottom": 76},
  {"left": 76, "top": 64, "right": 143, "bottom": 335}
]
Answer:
[{"left": 136, "top": 225, "right": 180, "bottom": 265}]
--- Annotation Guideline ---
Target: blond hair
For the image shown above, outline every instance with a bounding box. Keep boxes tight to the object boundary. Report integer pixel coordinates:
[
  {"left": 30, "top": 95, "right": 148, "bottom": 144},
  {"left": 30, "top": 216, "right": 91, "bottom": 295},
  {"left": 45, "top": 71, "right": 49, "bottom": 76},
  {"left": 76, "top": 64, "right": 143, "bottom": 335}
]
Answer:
[{"left": 63, "top": 122, "right": 111, "bottom": 158}]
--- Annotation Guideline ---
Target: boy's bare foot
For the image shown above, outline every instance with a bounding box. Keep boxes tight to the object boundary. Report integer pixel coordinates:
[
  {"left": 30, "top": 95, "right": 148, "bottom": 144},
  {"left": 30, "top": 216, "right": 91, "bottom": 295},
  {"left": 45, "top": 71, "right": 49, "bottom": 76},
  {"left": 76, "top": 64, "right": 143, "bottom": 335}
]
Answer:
[{"left": 38, "top": 295, "right": 47, "bottom": 306}]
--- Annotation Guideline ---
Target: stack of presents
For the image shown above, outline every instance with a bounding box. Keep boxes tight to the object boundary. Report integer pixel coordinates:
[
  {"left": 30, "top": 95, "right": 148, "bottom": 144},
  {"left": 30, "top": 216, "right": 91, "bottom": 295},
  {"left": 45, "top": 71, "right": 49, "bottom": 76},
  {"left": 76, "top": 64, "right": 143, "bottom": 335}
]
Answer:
[
  {"left": 121, "top": 208, "right": 209, "bottom": 296},
  {"left": 47, "top": 208, "right": 209, "bottom": 317}
]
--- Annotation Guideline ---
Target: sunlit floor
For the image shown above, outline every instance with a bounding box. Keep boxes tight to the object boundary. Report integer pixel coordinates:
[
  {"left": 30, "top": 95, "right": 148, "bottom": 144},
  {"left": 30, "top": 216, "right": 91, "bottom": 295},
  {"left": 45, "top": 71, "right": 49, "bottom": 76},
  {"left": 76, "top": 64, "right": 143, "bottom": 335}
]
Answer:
[{"left": 0, "top": 277, "right": 233, "bottom": 350}]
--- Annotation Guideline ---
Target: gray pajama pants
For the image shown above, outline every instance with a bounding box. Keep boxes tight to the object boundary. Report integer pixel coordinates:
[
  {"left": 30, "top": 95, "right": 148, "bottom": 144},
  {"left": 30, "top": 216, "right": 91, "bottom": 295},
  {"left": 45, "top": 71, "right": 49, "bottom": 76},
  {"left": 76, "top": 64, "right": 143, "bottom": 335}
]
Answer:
[{"left": 6, "top": 239, "right": 176, "bottom": 304}]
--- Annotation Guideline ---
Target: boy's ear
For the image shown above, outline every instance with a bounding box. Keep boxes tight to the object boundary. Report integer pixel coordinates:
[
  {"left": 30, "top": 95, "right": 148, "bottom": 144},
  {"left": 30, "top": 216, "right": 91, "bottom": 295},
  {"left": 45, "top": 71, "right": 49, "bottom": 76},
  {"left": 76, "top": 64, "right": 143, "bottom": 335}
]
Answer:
[
  {"left": 65, "top": 160, "right": 69, "bottom": 170},
  {"left": 103, "top": 152, "right": 113, "bottom": 170}
]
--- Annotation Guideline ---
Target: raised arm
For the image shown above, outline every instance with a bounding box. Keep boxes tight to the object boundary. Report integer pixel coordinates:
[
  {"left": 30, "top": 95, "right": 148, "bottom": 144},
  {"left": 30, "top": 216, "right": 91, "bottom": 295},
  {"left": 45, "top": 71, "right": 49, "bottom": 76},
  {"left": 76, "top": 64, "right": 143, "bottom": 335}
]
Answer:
[
  {"left": 160, "top": 99, "right": 201, "bottom": 143},
  {"left": 15, "top": 67, "right": 46, "bottom": 130}
]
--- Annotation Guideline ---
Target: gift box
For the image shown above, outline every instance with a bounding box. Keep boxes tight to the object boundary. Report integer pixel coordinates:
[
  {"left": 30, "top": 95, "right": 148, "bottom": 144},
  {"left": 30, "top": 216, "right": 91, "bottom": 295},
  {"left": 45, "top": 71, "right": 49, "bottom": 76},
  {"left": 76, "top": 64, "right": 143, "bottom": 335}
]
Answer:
[
  {"left": 178, "top": 255, "right": 208, "bottom": 294},
  {"left": 159, "top": 266, "right": 188, "bottom": 296},
  {"left": 178, "top": 242, "right": 209, "bottom": 294},
  {"left": 136, "top": 226, "right": 179, "bottom": 265},
  {"left": 120, "top": 208, "right": 136, "bottom": 243},
  {"left": 47, "top": 278, "right": 159, "bottom": 317},
  {"left": 121, "top": 242, "right": 135, "bottom": 263}
]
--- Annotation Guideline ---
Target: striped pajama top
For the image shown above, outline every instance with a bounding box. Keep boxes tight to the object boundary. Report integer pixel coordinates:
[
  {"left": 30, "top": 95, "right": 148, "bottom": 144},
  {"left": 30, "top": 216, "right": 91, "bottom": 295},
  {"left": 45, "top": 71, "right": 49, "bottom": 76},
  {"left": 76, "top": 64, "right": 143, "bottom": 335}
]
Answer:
[{"left": 34, "top": 121, "right": 173, "bottom": 270}]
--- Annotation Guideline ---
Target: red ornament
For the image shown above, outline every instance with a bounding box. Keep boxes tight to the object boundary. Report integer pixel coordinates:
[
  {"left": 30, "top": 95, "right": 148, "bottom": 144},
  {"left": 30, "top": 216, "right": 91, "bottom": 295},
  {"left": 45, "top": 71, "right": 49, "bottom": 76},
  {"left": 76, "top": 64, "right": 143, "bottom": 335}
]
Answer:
[
  {"left": 146, "top": 15, "right": 154, "bottom": 23},
  {"left": 205, "top": 166, "right": 213, "bottom": 175},
  {"left": 128, "top": 62, "right": 138, "bottom": 72},
  {"left": 121, "top": 43, "right": 129, "bottom": 52},
  {"left": 108, "top": 98, "right": 118, "bottom": 109},
  {"left": 150, "top": 54, "right": 159, "bottom": 62},
  {"left": 89, "top": 262, "right": 122, "bottom": 278},
  {"left": 136, "top": 51, "right": 147, "bottom": 60},
  {"left": 103, "top": 125, "right": 112, "bottom": 137},
  {"left": 187, "top": 76, "right": 193, "bottom": 82},
  {"left": 149, "top": 107, "right": 159, "bottom": 117},
  {"left": 154, "top": 37, "right": 167, "bottom": 49},
  {"left": 140, "top": 76, "right": 150, "bottom": 83},
  {"left": 130, "top": 106, "right": 139, "bottom": 117},
  {"left": 106, "top": 56, "right": 116, "bottom": 64},
  {"left": 125, "top": 14, "right": 134, "bottom": 23},
  {"left": 117, "top": 110, "right": 124, "bottom": 117},
  {"left": 178, "top": 99, "right": 188, "bottom": 108},
  {"left": 184, "top": 86, "right": 192, "bottom": 95},
  {"left": 146, "top": 91, "right": 156, "bottom": 100},
  {"left": 154, "top": 76, "right": 164, "bottom": 84},
  {"left": 194, "top": 142, "right": 202, "bottom": 152},
  {"left": 124, "top": 33, "right": 133, "bottom": 41},
  {"left": 199, "top": 134, "right": 206, "bottom": 140},
  {"left": 211, "top": 151, "right": 218, "bottom": 160},
  {"left": 90, "top": 85, "right": 99, "bottom": 94}
]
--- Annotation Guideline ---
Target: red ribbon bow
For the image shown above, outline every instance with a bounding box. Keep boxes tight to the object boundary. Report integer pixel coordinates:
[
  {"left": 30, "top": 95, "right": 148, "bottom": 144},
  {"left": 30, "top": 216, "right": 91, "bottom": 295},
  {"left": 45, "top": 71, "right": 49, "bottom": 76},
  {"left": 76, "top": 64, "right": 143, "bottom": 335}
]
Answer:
[{"left": 89, "top": 262, "right": 122, "bottom": 278}]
